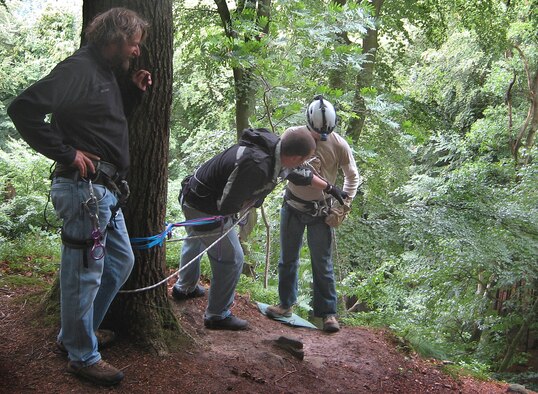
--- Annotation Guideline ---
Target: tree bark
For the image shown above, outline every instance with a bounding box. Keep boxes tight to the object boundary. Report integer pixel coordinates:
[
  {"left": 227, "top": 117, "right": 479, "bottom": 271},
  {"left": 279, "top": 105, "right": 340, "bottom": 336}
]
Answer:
[
  {"left": 511, "top": 45, "right": 538, "bottom": 166},
  {"left": 215, "top": 0, "right": 271, "bottom": 139},
  {"left": 82, "top": 0, "right": 184, "bottom": 354},
  {"left": 347, "top": 0, "right": 384, "bottom": 140},
  {"left": 328, "top": 0, "right": 352, "bottom": 92},
  {"left": 498, "top": 295, "right": 538, "bottom": 371},
  {"left": 233, "top": 67, "right": 256, "bottom": 138}
]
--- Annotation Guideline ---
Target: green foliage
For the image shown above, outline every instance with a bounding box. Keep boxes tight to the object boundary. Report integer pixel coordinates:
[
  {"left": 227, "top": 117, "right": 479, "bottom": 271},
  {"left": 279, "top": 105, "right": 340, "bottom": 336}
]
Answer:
[
  {"left": 494, "top": 371, "right": 538, "bottom": 392},
  {"left": 0, "top": 274, "right": 48, "bottom": 288},
  {"left": 173, "top": 0, "right": 374, "bottom": 143},
  {"left": 0, "top": 139, "right": 57, "bottom": 237},
  {"left": 0, "top": 227, "right": 60, "bottom": 281},
  {"left": 451, "top": 0, "right": 509, "bottom": 53},
  {"left": 0, "top": 1, "right": 80, "bottom": 146},
  {"left": 399, "top": 31, "right": 497, "bottom": 134},
  {"left": 235, "top": 275, "right": 279, "bottom": 306},
  {"left": 443, "top": 363, "right": 491, "bottom": 382},
  {"left": 335, "top": 0, "right": 538, "bottom": 375}
]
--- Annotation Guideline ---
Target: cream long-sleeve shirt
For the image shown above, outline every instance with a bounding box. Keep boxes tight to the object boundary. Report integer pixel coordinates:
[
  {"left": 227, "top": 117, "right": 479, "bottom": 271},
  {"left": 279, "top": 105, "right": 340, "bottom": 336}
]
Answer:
[{"left": 286, "top": 126, "right": 360, "bottom": 201}]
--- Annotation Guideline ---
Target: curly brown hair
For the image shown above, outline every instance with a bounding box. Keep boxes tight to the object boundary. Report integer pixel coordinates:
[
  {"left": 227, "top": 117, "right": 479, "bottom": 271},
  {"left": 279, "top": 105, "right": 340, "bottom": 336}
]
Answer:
[{"left": 85, "top": 7, "right": 149, "bottom": 48}]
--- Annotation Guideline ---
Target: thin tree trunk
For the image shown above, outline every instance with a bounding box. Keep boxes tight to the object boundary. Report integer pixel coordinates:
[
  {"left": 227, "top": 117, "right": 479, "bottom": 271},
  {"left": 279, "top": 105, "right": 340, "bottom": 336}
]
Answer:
[
  {"left": 261, "top": 205, "right": 271, "bottom": 289},
  {"left": 524, "top": 70, "right": 538, "bottom": 164},
  {"left": 329, "top": 0, "right": 352, "bottom": 92},
  {"left": 511, "top": 45, "right": 538, "bottom": 165},
  {"left": 234, "top": 67, "right": 256, "bottom": 138},
  {"left": 498, "top": 296, "right": 538, "bottom": 371},
  {"left": 347, "top": 0, "right": 384, "bottom": 140},
  {"left": 215, "top": 0, "right": 271, "bottom": 139}
]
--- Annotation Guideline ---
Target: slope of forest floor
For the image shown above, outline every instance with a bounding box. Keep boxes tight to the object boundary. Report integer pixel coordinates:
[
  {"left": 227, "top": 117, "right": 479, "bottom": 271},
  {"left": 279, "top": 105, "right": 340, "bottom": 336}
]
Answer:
[{"left": 0, "top": 281, "right": 532, "bottom": 394}]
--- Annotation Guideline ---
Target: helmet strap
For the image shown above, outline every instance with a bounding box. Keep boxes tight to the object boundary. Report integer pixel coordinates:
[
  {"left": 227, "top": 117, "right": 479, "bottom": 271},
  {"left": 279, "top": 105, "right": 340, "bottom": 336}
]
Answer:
[{"left": 318, "top": 96, "right": 327, "bottom": 133}]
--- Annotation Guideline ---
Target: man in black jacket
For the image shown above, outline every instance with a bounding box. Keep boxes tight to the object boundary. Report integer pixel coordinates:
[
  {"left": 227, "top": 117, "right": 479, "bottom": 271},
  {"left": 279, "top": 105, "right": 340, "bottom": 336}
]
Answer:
[
  {"left": 8, "top": 8, "right": 151, "bottom": 387},
  {"left": 172, "top": 127, "right": 347, "bottom": 330}
]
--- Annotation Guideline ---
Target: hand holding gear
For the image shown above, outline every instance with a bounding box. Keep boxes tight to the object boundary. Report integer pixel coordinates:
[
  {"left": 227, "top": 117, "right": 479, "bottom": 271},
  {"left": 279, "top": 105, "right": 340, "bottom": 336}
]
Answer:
[{"left": 324, "top": 183, "right": 348, "bottom": 205}]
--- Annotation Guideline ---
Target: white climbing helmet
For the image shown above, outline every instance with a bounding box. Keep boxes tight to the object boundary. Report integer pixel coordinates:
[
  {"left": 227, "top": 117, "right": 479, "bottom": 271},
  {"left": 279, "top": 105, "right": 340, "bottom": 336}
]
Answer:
[{"left": 305, "top": 95, "right": 337, "bottom": 141}]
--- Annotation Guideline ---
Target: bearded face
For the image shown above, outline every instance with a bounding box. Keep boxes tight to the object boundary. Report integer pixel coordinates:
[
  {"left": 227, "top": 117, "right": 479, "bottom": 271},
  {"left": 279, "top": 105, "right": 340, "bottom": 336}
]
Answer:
[{"left": 105, "top": 31, "right": 142, "bottom": 71}]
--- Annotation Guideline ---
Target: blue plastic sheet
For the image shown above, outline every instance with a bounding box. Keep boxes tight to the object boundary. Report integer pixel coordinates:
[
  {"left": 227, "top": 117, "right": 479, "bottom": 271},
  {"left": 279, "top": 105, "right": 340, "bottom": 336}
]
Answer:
[{"left": 257, "top": 302, "right": 317, "bottom": 329}]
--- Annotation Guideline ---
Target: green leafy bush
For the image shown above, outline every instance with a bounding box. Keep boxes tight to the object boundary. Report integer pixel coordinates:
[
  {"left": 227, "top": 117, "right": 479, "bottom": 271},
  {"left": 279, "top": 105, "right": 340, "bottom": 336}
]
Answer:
[{"left": 0, "top": 139, "right": 57, "bottom": 238}]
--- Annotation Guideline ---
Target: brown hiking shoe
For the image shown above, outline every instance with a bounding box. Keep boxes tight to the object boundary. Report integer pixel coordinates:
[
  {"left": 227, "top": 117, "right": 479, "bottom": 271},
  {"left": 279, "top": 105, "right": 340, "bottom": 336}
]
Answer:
[
  {"left": 56, "top": 329, "right": 116, "bottom": 354},
  {"left": 172, "top": 284, "right": 206, "bottom": 301},
  {"left": 266, "top": 304, "right": 293, "bottom": 318},
  {"left": 323, "top": 315, "right": 340, "bottom": 333},
  {"left": 67, "top": 359, "right": 124, "bottom": 386},
  {"left": 204, "top": 315, "right": 248, "bottom": 331}
]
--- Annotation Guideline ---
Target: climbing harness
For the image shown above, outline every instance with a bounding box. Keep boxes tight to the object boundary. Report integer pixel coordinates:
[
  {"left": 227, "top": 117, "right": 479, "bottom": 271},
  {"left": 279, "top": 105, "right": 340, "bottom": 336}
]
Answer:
[
  {"left": 284, "top": 189, "right": 331, "bottom": 217},
  {"left": 59, "top": 179, "right": 106, "bottom": 268},
  {"left": 52, "top": 160, "right": 132, "bottom": 267}
]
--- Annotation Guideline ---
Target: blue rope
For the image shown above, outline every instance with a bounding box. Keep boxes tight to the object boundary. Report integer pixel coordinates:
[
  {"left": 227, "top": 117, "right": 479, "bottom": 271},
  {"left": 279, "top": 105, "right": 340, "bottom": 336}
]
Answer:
[{"left": 130, "top": 216, "right": 224, "bottom": 250}]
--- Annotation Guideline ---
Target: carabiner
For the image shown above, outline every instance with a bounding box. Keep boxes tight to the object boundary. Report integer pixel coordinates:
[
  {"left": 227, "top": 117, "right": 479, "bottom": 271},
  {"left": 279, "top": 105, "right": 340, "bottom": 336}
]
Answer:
[
  {"left": 82, "top": 180, "right": 106, "bottom": 260},
  {"left": 90, "top": 228, "right": 105, "bottom": 260}
]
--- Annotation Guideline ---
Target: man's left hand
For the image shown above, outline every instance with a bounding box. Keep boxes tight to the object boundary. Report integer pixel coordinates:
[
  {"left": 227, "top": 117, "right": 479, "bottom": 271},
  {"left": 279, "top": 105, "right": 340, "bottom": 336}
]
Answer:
[{"left": 132, "top": 69, "right": 152, "bottom": 91}]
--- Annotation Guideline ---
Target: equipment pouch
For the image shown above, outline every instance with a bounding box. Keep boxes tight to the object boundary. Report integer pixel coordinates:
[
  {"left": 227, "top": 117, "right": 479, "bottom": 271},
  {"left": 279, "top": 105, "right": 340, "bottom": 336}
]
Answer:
[{"left": 324, "top": 199, "right": 352, "bottom": 227}]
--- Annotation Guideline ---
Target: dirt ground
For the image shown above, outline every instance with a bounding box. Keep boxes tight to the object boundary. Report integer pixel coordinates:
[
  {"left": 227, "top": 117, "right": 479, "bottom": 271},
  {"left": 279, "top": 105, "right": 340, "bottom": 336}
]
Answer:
[{"left": 0, "top": 282, "right": 528, "bottom": 394}]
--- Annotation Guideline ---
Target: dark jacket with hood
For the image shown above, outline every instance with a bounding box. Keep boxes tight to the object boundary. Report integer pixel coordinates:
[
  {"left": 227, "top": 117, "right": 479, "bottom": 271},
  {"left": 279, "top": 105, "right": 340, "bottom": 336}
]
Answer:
[{"left": 182, "top": 128, "right": 283, "bottom": 215}]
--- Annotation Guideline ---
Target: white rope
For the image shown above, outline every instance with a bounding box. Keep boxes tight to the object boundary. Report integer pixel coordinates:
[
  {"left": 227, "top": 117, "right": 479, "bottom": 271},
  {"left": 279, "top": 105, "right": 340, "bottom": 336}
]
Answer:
[
  {"left": 164, "top": 230, "right": 223, "bottom": 243},
  {"left": 118, "top": 209, "right": 251, "bottom": 294}
]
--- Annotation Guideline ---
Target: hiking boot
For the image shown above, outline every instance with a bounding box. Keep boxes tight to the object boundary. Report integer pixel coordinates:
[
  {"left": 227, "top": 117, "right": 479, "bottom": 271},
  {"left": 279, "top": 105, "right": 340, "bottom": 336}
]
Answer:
[
  {"left": 172, "top": 284, "right": 206, "bottom": 301},
  {"left": 322, "top": 315, "right": 340, "bottom": 333},
  {"left": 67, "top": 359, "right": 124, "bottom": 386},
  {"left": 266, "top": 304, "right": 293, "bottom": 318},
  {"left": 204, "top": 315, "right": 248, "bottom": 331},
  {"left": 56, "top": 329, "right": 116, "bottom": 354}
]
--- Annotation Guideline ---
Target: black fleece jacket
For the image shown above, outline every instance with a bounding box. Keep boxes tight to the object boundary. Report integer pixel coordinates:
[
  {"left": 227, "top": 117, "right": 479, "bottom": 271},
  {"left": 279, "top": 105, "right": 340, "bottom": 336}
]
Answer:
[
  {"left": 7, "top": 45, "right": 141, "bottom": 176},
  {"left": 184, "top": 128, "right": 282, "bottom": 216}
]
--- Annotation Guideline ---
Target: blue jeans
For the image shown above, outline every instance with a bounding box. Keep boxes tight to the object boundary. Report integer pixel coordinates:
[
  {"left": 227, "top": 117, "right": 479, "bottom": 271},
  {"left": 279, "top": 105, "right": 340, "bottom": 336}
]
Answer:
[
  {"left": 278, "top": 203, "right": 337, "bottom": 317},
  {"left": 174, "top": 203, "right": 243, "bottom": 320},
  {"left": 51, "top": 177, "right": 134, "bottom": 366}
]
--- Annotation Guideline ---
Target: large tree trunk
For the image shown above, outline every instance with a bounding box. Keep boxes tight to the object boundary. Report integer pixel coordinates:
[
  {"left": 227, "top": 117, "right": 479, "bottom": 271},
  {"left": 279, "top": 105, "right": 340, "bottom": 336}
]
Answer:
[{"left": 83, "top": 0, "right": 183, "bottom": 354}]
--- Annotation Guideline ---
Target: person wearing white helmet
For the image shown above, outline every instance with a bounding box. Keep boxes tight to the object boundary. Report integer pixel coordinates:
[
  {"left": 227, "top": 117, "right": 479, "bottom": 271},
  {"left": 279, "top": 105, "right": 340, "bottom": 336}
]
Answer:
[
  {"left": 267, "top": 95, "right": 361, "bottom": 333},
  {"left": 306, "top": 95, "right": 338, "bottom": 141}
]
